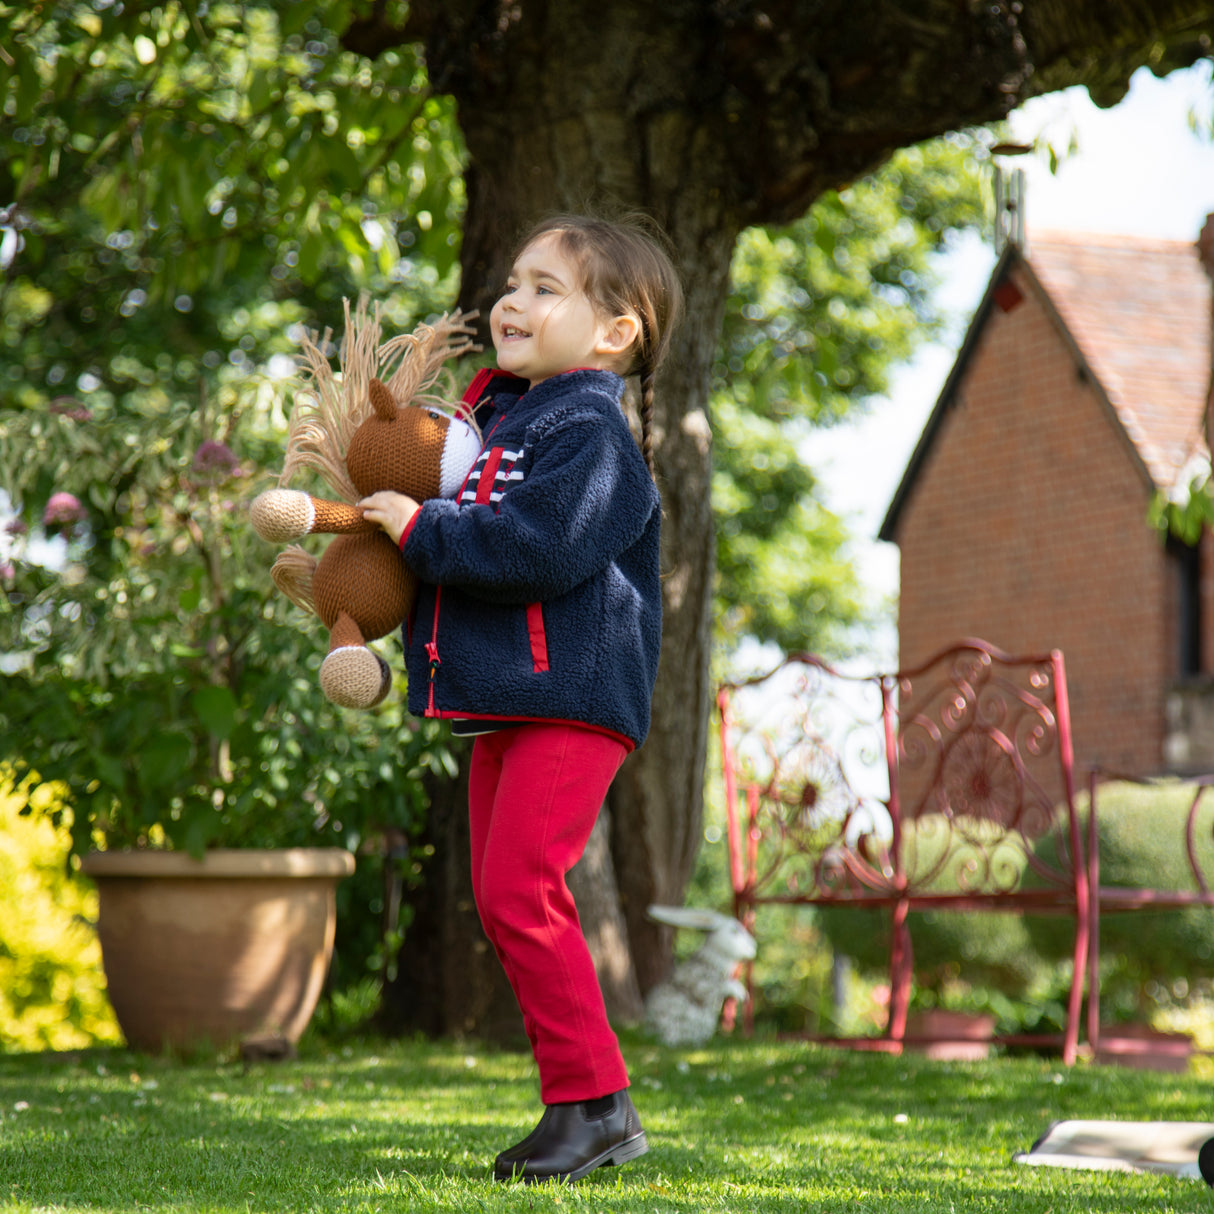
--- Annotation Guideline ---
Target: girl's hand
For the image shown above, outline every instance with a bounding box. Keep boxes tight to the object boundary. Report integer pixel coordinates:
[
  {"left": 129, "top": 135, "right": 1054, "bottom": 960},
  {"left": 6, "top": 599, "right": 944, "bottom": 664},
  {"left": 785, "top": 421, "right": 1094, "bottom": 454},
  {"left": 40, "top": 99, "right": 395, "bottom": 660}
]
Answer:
[{"left": 359, "top": 491, "right": 420, "bottom": 545}]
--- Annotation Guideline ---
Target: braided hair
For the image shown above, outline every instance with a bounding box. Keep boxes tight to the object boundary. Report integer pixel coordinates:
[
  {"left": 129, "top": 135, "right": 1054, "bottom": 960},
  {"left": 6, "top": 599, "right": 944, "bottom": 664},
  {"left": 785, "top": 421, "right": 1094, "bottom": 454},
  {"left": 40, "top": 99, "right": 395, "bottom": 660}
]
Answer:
[{"left": 509, "top": 213, "right": 683, "bottom": 477}]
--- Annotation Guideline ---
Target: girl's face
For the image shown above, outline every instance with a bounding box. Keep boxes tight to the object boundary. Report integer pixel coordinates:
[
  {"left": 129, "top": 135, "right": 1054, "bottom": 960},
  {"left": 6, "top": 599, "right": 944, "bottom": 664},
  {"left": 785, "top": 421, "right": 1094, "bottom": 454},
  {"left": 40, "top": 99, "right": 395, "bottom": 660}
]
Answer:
[{"left": 490, "top": 232, "right": 633, "bottom": 386}]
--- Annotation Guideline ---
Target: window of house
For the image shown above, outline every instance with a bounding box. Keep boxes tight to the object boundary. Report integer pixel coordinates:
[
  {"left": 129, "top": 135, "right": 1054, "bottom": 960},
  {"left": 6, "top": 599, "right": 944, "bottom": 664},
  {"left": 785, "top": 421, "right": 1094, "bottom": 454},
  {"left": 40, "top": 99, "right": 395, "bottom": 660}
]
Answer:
[{"left": 1168, "top": 536, "right": 1202, "bottom": 677}]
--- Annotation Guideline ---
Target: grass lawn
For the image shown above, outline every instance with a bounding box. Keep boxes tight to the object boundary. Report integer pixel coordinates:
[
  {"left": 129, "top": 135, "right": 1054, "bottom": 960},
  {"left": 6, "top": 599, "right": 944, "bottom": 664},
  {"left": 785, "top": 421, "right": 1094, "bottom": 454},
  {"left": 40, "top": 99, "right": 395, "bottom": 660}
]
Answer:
[{"left": 1, "top": 1031, "right": 1212, "bottom": 1213}]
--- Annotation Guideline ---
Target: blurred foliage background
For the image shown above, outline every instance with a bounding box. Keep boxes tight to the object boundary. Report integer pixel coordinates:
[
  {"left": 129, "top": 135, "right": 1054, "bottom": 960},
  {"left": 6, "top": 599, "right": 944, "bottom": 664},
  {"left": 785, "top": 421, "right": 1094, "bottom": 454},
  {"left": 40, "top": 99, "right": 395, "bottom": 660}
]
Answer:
[{"left": 1, "top": 2, "right": 1006, "bottom": 1045}]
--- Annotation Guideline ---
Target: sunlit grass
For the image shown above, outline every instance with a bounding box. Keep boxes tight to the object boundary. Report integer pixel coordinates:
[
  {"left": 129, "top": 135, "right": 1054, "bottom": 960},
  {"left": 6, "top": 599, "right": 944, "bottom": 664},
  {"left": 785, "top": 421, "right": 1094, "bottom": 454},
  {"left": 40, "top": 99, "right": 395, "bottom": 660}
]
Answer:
[{"left": 2, "top": 1032, "right": 1213, "bottom": 1212}]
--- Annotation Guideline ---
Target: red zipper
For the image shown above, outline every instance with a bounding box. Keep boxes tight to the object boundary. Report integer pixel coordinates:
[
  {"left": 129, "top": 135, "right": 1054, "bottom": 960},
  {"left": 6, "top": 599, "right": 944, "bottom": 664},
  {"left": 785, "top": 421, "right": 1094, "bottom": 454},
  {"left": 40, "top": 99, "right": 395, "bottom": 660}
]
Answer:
[
  {"left": 425, "top": 587, "right": 442, "bottom": 716},
  {"left": 424, "top": 368, "right": 522, "bottom": 716}
]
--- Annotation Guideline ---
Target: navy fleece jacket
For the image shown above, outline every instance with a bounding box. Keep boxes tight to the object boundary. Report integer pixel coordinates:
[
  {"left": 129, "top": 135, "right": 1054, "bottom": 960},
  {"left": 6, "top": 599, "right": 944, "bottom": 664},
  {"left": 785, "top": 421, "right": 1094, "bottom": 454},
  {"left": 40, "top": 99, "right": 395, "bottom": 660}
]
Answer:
[{"left": 400, "top": 368, "right": 662, "bottom": 750}]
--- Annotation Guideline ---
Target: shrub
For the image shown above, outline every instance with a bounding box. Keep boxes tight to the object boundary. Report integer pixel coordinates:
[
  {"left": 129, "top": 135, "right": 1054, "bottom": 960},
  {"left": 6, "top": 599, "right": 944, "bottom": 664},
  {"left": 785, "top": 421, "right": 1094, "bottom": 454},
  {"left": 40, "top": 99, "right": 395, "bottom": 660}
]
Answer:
[
  {"left": 0, "top": 769, "right": 121, "bottom": 1051},
  {"left": 1058, "top": 781, "right": 1214, "bottom": 1017},
  {"left": 813, "top": 815, "right": 1054, "bottom": 1005}
]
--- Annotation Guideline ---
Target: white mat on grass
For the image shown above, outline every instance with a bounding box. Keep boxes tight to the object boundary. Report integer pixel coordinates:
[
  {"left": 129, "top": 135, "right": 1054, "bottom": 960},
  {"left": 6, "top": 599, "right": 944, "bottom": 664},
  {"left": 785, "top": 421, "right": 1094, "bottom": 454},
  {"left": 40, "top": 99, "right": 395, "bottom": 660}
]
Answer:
[{"left": 1014, "top": 1120, "right": 1214, "bottom": 1181}]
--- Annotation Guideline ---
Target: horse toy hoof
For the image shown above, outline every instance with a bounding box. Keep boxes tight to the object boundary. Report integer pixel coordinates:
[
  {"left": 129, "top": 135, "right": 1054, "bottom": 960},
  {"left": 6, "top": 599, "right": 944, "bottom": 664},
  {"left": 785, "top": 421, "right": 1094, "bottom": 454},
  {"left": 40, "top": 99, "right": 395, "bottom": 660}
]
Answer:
[{"left": 320, "top": 647, "right": 392, "bottom": 709}]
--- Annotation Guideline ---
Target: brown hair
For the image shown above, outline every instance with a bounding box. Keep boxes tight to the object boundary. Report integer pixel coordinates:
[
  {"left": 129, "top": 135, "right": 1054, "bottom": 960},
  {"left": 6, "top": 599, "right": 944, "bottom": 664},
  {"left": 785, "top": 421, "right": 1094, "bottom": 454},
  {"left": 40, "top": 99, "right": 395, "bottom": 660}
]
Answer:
[{"left": 511, "top": 213, "right": 683, "bottom": 475}]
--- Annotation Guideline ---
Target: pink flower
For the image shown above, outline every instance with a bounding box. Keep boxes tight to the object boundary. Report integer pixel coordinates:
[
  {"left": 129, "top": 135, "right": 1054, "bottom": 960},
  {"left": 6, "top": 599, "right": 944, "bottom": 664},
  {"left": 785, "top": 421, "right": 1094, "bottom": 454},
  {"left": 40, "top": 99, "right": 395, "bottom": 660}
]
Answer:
[
  {"left": 43, "top": 492, "right": 87, "bottom": 538},
  {"left": 191, "top": 440, "right": 240, "bottom": 480},
  {"left": 43, "top": 492, "right": 86, "bottom": 528}
]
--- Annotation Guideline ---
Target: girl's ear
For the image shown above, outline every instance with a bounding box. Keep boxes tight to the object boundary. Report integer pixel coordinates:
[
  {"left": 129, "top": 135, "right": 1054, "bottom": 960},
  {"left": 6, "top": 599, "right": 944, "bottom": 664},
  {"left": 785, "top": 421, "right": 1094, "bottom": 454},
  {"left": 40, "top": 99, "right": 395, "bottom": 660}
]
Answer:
[{"left": 594, "top": 312, "right": 641, "bottom": 360}]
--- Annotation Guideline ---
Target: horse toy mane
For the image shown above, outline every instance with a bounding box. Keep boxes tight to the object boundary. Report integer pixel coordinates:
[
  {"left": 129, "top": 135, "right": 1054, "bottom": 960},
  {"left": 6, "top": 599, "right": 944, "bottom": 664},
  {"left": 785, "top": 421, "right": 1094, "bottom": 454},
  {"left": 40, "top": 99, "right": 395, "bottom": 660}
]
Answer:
[
  {"left": 251, "top": 298, "right": 483, "bottom": 708},
  {"left": 281, "top": 296, "right": 481, "bottom": 503}
]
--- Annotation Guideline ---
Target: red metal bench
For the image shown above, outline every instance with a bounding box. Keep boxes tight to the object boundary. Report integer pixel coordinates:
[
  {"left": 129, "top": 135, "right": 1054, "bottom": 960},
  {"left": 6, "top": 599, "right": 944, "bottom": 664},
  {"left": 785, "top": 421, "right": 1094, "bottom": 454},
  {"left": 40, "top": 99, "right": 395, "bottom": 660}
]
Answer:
[{"left": 718, "top": 638, "right": 1090, "bottom": 1063}]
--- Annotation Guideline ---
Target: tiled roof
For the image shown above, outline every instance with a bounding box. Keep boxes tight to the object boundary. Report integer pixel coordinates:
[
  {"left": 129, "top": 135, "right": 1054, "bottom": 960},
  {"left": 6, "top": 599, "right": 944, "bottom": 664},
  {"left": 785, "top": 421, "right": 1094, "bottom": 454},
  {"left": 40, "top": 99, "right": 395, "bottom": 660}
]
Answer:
[{"left": 1028, "top": 231, "right": 1211, "bottom": 490}]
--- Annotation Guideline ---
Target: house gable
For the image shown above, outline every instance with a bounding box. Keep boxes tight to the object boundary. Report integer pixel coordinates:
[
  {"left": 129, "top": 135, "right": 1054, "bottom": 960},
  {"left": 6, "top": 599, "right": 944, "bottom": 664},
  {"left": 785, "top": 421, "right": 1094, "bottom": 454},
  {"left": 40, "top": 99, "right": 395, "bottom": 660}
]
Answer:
[
  {"left": 878, "top": 235, "right": 1212, "bottom": 544},
  {"left": 883, "top": 226, "right": 1213, "bottom": 777},
  {"left": 1030, "top": 232, "right": 1211, "bottom": 490}
]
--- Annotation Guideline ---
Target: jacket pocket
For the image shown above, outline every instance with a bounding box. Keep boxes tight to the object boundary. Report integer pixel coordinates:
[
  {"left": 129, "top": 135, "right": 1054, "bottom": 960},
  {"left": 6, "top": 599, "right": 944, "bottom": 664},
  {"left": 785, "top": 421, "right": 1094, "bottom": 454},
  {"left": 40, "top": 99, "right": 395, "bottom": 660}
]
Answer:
[{"left": 526, "top": 602, "right": 549, "bottom": 673}]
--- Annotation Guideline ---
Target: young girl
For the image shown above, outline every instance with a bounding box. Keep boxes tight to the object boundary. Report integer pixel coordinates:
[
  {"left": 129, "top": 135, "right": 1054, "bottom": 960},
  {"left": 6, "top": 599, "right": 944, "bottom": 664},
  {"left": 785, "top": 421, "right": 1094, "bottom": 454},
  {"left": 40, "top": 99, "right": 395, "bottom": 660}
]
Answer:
[{"left": 360, "top": 213, "right": 682, "bottom": 1184}]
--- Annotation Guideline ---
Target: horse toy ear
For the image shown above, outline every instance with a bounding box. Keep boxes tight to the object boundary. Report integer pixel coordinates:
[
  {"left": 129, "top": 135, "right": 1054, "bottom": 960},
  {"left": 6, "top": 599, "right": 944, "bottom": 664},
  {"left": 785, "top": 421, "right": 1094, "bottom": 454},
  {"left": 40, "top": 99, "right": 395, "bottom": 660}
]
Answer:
[
  {"left": 250, "top": 301, "right": 482, "bottom": 709},
  {"left": 369, "top": 377, "right": 397, "bottom": 422}
]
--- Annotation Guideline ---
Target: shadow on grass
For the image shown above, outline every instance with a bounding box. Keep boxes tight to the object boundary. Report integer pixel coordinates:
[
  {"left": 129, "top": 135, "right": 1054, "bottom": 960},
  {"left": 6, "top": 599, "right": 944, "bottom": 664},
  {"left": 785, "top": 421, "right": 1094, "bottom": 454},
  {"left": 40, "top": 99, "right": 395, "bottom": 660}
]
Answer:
[{"left": 1, "top": 1037, "right": 1210, "bottom": 1211}]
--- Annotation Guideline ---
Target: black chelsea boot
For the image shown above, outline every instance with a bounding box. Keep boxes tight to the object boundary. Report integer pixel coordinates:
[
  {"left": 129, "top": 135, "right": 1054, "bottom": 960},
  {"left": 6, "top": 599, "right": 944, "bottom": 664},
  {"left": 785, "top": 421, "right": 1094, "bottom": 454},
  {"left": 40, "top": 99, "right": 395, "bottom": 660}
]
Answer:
[{"left": 493, "top": 1089, "right": 648, "bottom": 1183}]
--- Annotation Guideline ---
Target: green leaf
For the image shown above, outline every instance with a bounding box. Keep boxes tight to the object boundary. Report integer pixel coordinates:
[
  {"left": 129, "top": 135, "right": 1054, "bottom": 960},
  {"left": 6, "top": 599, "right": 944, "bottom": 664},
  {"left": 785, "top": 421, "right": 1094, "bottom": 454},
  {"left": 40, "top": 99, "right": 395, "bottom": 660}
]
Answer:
[
  {"left": 14, "top": 50, "right": 43, "bottom": 121},
  {"left": 92, "top": 754, "right": 127, "bottom": 793},
  {"left": 192, "top": 685, "right": 237, "bottom": 740},
  {"left": 137, "top": 732, "right": 194, "bottom": 791}
]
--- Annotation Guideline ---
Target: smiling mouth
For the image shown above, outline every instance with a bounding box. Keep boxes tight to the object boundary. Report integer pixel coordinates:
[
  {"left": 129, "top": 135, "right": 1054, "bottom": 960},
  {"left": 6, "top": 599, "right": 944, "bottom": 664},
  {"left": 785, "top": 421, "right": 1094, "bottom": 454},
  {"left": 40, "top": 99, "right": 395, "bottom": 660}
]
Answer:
[{"left": 501, "top": 325, "right": 531, "bottom": 339}]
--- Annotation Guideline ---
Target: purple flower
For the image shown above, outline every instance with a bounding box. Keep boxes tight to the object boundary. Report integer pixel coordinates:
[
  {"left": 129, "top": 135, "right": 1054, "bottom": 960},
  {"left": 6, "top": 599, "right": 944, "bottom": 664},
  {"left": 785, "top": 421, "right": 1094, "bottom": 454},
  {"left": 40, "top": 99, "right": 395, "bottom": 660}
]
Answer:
[
  {"left": 42, "top": 492, "right": 86, "bottom": 528},
  {"left": 191, "top": 440, "right": 240, "bottom": 480}
]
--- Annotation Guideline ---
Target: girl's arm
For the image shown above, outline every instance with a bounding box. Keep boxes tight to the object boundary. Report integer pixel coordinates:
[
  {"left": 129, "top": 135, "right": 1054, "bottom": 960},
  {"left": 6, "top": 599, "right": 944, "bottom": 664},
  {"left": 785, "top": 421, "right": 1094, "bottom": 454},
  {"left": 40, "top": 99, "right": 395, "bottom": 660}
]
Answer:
[{"left": 403, "top": 407, "right": 657, "bottom": 603}]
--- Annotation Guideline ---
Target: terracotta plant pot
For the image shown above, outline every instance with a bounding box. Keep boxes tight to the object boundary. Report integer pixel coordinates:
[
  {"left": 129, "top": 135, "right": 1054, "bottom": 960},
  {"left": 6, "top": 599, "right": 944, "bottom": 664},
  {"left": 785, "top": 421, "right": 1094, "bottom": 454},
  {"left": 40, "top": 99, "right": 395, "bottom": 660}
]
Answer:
[
  {"left": 81, "top": 848, "right": 355, "bottom": 1053},
  {"left": 1093, "top": 1023, "right": 1194, "bottom": 1073},
  {"left": 904, "top": 1009, "right": 997, "bottom": 1061}
]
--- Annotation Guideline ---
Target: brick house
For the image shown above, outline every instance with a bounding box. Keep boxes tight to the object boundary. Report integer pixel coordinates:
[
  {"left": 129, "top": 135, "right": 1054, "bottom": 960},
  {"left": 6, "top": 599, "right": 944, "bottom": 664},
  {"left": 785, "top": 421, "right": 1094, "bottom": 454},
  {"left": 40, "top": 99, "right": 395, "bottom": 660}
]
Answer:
[{"left": 879, "top": 218, "right": 1214, "bottom": 777}]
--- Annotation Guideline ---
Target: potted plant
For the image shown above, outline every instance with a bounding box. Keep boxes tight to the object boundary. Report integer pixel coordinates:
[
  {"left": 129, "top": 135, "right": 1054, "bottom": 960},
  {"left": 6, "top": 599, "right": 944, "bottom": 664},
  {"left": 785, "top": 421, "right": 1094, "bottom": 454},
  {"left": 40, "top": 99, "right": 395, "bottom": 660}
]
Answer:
[{"left": 0, "top": 376, "right": 449, "bottom": 1053}]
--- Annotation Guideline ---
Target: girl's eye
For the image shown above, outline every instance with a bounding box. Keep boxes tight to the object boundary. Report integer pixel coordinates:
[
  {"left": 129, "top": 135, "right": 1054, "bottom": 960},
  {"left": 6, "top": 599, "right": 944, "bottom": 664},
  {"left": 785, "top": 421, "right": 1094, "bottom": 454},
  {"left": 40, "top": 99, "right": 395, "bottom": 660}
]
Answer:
[{"left": 536, "top": 285, "right": 552, "bottom": 295}]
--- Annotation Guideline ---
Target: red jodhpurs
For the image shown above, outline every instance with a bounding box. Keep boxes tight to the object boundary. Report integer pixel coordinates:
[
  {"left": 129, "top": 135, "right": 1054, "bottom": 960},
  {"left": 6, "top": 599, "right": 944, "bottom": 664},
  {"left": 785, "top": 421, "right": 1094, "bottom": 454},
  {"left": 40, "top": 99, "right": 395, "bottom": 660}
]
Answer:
[{"left": 468, "top": 722, "right": 630, "bottom": 1105}]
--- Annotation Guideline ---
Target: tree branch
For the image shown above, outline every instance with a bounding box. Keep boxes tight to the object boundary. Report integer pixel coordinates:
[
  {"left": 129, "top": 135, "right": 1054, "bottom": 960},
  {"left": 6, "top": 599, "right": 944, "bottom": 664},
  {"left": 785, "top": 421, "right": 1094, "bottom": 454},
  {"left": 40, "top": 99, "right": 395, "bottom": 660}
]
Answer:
[{"left": 339, "top": 0, "right": 428, "bottom": 58}]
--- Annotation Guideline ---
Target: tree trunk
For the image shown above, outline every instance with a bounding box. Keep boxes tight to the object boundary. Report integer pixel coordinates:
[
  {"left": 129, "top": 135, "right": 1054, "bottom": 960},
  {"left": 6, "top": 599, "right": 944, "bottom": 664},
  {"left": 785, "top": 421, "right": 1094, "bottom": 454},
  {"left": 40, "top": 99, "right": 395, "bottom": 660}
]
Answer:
[
  {"left": 566, "top": 807, "right": 645, "bottom": 1023},
  {"left": 378, "top": 744, "right": 524, "bottom": 1044},
  {"left": 353, "top": 0, "right": 1214, "bottom": 1036}
]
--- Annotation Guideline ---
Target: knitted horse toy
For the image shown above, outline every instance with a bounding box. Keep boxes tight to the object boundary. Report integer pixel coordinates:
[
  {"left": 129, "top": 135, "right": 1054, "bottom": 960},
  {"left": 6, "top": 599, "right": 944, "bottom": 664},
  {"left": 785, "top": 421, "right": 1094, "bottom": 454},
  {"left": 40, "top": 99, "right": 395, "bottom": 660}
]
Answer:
[{"left": 250, "top": 300, "right": 482, "bottom": 708}]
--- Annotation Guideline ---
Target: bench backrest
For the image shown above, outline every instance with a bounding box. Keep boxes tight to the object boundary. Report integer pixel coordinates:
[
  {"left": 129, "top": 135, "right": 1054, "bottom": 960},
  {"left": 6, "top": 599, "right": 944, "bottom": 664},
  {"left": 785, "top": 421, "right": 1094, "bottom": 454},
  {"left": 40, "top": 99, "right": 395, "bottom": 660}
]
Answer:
[{"left": 718, "top": 639, "right": 1086, "bottom": 908}]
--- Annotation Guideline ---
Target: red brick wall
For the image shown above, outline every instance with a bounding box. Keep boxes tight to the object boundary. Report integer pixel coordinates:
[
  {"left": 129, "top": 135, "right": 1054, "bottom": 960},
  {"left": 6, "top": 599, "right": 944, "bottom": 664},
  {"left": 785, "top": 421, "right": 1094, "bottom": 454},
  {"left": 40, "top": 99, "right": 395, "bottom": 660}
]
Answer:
[{"left": 892, "top": 263, "right": 1176, "bottom": 777}]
